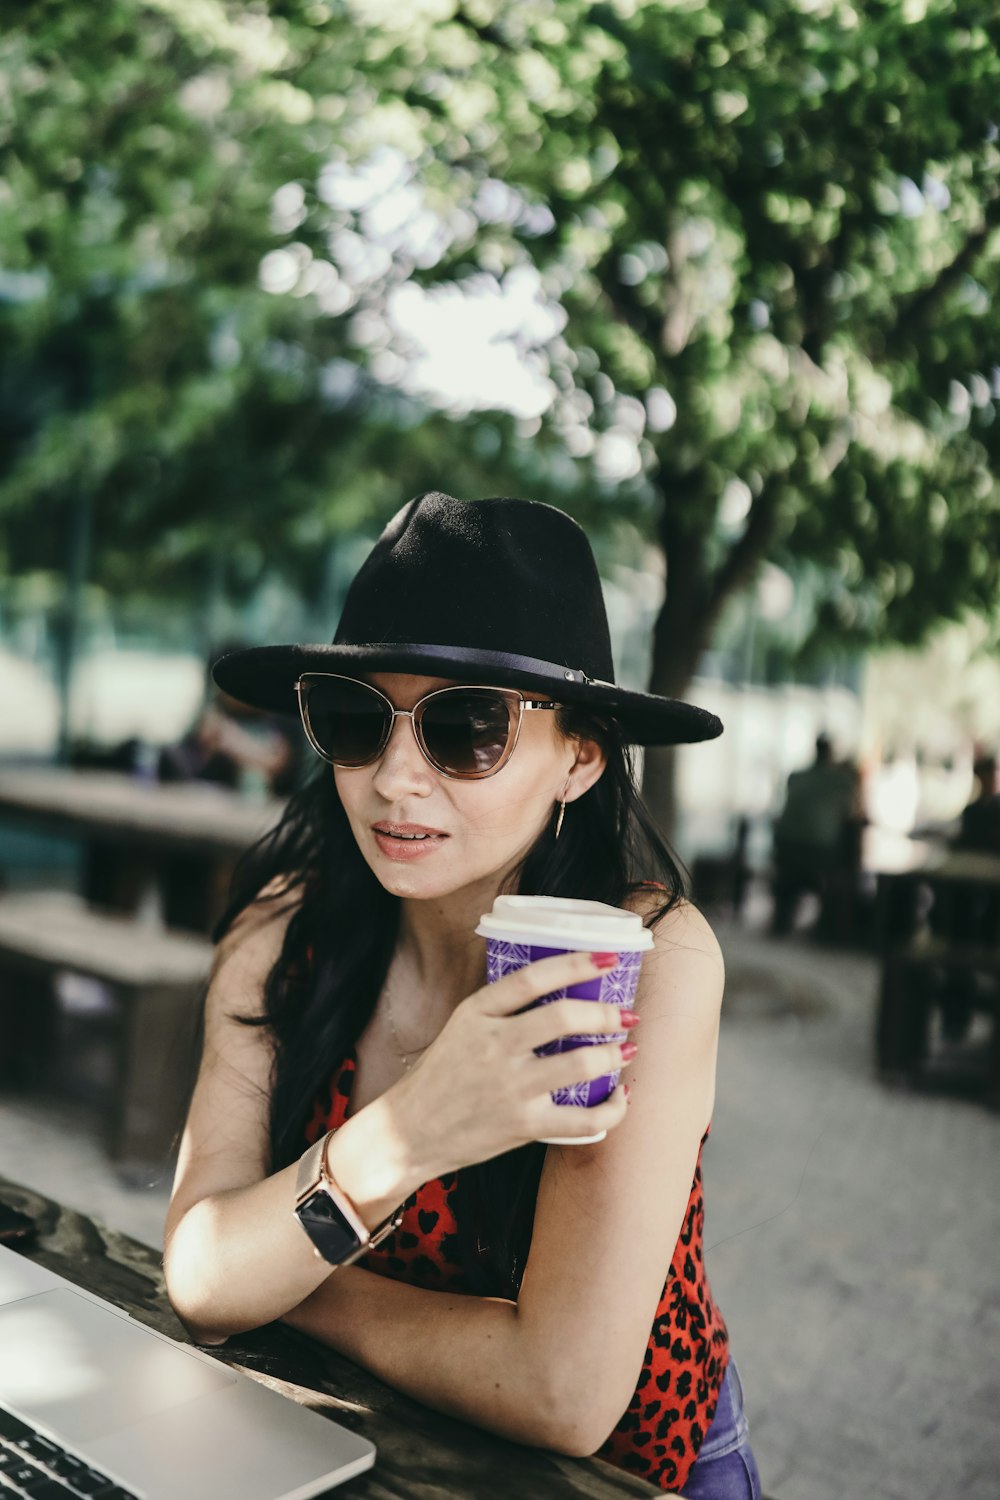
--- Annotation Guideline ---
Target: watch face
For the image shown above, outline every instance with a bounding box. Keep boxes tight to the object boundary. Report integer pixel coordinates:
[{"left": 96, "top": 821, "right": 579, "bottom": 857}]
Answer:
[{"left": 296, "top": 1189, "right": 361, "bottom": 1264}]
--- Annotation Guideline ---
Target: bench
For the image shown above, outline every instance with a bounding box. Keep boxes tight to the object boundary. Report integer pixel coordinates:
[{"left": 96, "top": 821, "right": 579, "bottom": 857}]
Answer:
[
  {"left": 875, "top": 864, "right": 1000, "bottom": 1107},
  {"left": 0, "top": 891, "right": 213, "bottom": 1180},
  {"left": 691, "top": 814, "right": 753, "bottom": 920},
  {"left": 876, "top": 933, "right": 1000, "bottom": 1106}
]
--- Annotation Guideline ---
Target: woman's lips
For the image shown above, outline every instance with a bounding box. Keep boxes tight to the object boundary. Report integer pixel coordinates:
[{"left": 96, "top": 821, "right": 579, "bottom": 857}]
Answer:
[{"left": 373, "top": 830, "right": 449, "bottom": 861}]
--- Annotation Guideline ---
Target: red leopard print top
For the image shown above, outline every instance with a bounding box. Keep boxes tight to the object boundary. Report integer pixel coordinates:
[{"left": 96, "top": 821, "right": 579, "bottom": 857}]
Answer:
[{"left": 303, "top": 1049, "right": 729, "bottom": 1493}]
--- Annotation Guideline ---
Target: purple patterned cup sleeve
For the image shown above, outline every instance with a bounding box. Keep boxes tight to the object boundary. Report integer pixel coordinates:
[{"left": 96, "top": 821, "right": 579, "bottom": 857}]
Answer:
[{"left": 484, "top": 937, "right": 646, "bottom": 1142}]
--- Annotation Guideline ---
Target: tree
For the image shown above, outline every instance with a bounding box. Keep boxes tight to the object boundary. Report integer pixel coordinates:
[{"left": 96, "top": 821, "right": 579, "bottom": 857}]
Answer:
[
  {"left": 0, "top": 2, "right": 542, "bottom": 747},
  {"left": 348, "top": 0, "right": 1000, "bottom": 823},
  {"left": 0, "top": 3, "right": 592, "bottom": 654},
  {"left": 5, "top": 1, "right": 999, "bottom": 828}
]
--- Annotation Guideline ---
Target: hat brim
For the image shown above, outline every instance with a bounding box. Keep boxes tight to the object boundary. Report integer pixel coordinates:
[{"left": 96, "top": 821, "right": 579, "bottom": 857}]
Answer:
[{"left": 212, "top": 643, "right": 723, "bottom": 746}]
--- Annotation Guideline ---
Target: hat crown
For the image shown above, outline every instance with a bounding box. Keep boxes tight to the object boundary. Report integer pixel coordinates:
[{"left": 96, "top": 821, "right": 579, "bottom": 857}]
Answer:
[
  {"left": 210, "top": 490, "right": 724, "bottom": 744},
  {"left": 332, "top": 492, "right": 615, "bottom": 680}
]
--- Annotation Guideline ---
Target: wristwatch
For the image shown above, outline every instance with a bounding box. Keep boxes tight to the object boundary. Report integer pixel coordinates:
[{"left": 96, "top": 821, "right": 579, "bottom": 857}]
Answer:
[{"left": 293, "top": 1130, "right": 405, "bottom": 1267}]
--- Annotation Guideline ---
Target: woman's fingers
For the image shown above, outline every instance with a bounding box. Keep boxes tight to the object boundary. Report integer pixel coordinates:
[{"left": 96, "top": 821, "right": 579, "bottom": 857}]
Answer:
[
  {"left": 477, "top": 949, "right": 619, "bottom": 1016},
  {"left": 516, "top": 996, "right": 627, "bottom": 1052},
  {"left": 536, "top": 1077, "right": 630, "bottom": 1141},
  {"left": 537, "top": 1037, "right": 631, "bottom": 1093},
  {"left": 394, "top": 948, "right": 634, "bottom": 1177}
]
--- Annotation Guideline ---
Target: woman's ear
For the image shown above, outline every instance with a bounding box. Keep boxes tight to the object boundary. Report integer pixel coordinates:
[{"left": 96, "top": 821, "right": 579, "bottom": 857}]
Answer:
[{"left": 565, "top": 735, "right": 607, "bottom": 803}]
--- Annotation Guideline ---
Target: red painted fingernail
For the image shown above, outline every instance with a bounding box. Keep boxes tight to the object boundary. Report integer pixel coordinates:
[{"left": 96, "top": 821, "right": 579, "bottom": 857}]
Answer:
[
  {"left": 624, "top": 1084, "right": 631, "bottom": 1101},
  {"left": 621, "top": 1041, "right": 639, "bottom": 1061},
  {"left": 591, "top": 951, "right": 619, "bottom": 969},
  {"left": 620, "top": 1009, "right": 640, "bottom": 1028}
]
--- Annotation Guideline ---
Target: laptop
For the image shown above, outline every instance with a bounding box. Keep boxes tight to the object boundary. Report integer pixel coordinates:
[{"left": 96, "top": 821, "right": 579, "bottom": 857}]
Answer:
[{"left": 0, "top": 1242, "right": 376, "bottom": 1499}]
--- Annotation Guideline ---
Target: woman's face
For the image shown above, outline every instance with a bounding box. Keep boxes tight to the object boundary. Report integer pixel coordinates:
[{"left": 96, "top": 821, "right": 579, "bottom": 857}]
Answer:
[{"left": 333, "top": 672, "right": 606, "bottom": 900}]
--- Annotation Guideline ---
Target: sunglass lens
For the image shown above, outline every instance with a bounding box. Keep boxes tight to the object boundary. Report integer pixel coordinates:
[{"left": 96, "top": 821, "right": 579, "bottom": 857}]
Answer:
[
  {"left": 305, "top": 679, "right": 388, "bottom": 764},
  {"left": 421, "top": 691, "right": 511, "bottom": 775}
]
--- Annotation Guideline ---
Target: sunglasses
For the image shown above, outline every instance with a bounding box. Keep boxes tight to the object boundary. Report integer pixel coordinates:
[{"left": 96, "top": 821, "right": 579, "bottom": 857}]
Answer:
[{"left": 296, "top": 673, "right": 561, "bottom": 780}]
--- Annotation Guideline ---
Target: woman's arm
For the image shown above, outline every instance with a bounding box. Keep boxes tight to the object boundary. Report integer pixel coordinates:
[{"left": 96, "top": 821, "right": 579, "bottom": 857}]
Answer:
[
  {"left": 276, "top": 897, "right": 724, "bottom": 1461},
  {"left": 275, "top": 907, "right": 721, "bottom": 1459},
  {"left": 280, "top": 1265, "right": 572, "bottom": 1453},
  {"left": 513, "top": 898, "right": 726, "bottom": 1454},
  {"left": 163, "top": 888, "right": 428, "bottom": 1345},
  {"left": 165, "top": 1096, "right": 427, "bottom": 1345}
]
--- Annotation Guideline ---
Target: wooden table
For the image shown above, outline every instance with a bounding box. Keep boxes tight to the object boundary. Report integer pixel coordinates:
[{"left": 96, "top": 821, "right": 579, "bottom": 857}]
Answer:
[
  {"left": 871, "top": 843, "right": 1000, "bottom": 1101},
  {"left": 871, "top": 842, "right": 1000, "bottom": 950},
  {"left": 0, "top": 769, "right": 285, "bottom": 933},
  {"left": 0, "top": 1175, "right": 670, "bottom": 1499}
]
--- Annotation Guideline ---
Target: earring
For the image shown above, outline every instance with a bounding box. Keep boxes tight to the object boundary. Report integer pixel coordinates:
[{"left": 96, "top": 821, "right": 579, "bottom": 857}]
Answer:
[{"left": 554, "top": 798, "right": 566, "bottom": 839}]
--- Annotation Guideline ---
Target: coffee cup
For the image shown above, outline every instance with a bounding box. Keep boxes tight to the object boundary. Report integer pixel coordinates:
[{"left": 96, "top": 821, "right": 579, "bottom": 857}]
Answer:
[{"left": 475, "top": 894, "right": 653, "bottom": 1144}]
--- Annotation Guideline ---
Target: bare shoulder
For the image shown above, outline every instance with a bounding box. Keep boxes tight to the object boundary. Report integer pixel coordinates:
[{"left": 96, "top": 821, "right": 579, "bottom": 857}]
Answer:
[
  {"left": 210, "top": 874, "right": 308, "bottom": 1011},
  {"left": 623, "top": 885, "right": 723, "bottom": 959},
  {"left": 621, "top": 887, "right": 725, "bottom": 1014}
]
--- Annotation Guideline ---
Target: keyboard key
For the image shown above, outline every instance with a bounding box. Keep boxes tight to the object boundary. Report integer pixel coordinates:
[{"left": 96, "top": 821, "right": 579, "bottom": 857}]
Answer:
[
  {"left": 14, "top": 1439, "right": 60, "bottom": 1465},
  {"left": 46, "top": 1458, "right": 84, "bottom": 1481},
  {"left": 0, "top": 1411, "right": 135, "bottom": 1500},
  {"left": 19, "top": 1481, "right": 85, "bottom": 1500},
  {"left": 7, "top": 1463, "right": 41, "bottom": 1488},
  {"left": 0, "top": 1412, "right": 31, "bottom": 1444},
  {"left": 62, "top": 1476, "right": 108, "bottom": 1497},
  {"left": 18, "top": 1468, "right": 69, "bottom": 1497}
]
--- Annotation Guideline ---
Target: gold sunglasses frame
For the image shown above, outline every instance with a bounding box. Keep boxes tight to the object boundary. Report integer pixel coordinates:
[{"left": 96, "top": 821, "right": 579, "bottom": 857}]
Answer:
[{"left": 295, "top": 672, "right": 560, "bottom": 780}]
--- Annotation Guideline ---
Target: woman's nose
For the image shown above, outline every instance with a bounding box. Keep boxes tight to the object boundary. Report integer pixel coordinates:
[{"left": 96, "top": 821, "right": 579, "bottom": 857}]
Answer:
[{"left": 370, "top": 712, "right": 434, "bottom": 796}]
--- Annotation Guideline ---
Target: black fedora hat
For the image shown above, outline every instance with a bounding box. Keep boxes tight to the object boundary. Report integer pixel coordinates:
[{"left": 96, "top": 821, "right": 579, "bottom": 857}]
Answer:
[{"left": 212, "top": 492, "right": 723, "bottom": 747}]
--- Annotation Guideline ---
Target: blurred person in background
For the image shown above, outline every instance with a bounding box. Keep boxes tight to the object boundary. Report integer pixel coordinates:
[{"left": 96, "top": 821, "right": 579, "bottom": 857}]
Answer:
[
  {"left": 158, "top": 641, "right": 303, "bottom": 798},
  {"left": 770, "top": 733, "right": 864, "bottom": 938},
  {"left": 154, "top": 642, "right": 305, "bottom": 929},
  {"left": 936, "top": 751, "right": 1000, "bottom": 1043},
  {"left": 955, "top": 752, "right": 1000, "bottom": 854}
]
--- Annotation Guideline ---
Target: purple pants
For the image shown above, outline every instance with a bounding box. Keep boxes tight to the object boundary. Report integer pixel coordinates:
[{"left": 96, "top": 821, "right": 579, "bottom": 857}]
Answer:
[{"left": 679, "top": 1356, "right": 762, "bottom": 1500}]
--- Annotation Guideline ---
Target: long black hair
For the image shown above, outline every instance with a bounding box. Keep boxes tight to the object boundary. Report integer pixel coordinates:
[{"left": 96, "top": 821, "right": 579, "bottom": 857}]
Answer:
[{"left": 189, "top": 704, "right": 687, "bottom": 1300}]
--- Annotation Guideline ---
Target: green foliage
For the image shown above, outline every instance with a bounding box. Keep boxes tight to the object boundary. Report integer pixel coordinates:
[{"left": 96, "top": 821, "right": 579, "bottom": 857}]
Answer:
[
  {"left": 412, "top": 0, "right": 1000, "bottom": 659},
  {"left": 1, "top": 1, "right": 386, "bottom": 604},
  {"left": 2, "top": 0, "right": 999, "bottom": 676}
]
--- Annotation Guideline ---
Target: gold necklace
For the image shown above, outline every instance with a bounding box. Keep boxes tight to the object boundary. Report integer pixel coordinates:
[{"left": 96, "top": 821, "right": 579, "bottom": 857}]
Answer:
[{"left": 383, "top": 969, "right": 433, "bottom": 1073}]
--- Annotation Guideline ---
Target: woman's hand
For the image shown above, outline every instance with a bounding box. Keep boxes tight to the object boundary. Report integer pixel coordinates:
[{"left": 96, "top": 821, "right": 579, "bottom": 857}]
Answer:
[{"left": 388, "top": 951, "right": 632, "bottom": 1180}]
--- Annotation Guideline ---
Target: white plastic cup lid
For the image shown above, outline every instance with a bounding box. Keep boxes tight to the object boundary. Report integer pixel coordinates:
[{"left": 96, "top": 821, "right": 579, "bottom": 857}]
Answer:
[{"left": 475, "top": 894, "right": 654, "bottom": 951}]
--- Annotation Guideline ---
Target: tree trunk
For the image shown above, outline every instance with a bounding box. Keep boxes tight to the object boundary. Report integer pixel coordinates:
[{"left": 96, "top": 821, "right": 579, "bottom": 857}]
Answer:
[
  {"left": 639, "top": 476, "right": 785, "bottom": 843},
  {"left": 55, "top": 486, "right": 94, "bottom": 765},
  {"left": 640, "top": 634, "right": 710, "bottom": 844},
  {"left": 639, "top": 507, "right": 713, "bottom": 842}
]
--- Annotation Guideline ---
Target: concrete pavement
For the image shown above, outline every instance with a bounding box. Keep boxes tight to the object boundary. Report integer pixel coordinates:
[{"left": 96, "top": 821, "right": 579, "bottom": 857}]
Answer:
[
  {"left": 704, "top": 912, "right": 999, "bottom": 1500},
  {"left": 1, "top": 901, "right": 998, "bottom": 1499}
]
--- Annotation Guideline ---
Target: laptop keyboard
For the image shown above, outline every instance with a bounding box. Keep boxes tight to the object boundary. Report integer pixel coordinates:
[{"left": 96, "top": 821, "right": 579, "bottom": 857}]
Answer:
[{"left": 0, "top": 1405, "right": 138, "bottom": 1500}]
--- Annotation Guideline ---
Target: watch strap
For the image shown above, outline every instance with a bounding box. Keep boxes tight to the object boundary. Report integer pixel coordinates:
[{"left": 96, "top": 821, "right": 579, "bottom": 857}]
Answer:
[
  {"left": 295, "top": 1130, "right": 405, "bottom": 1252},
  {"left": 295, "top": 1131, "right": 331, "bottom": 1197}
]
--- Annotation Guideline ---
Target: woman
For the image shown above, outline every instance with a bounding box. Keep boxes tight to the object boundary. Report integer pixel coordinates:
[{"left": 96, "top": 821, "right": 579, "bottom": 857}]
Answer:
[{"left": 163, "top": 491, "right": 762, "bottom": 1498}]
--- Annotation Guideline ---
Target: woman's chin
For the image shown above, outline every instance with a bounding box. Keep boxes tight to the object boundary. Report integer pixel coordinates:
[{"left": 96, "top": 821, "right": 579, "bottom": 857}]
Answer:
[
  {"left": 367, "top": 857, "right": 463, "bottom": 898},
  {"left": 370, "top": 858, "right": 502, "bottom": 905}
]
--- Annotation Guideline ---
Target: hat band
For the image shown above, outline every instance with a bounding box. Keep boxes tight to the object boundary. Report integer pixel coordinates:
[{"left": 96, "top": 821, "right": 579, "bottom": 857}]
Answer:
[{"left": 337, "top": 641, "right": 618, "bottom": 690}]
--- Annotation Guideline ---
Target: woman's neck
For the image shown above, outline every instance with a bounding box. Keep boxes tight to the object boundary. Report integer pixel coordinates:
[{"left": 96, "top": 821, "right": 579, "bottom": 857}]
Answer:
[{"left": 394, "top": 890, "right": 492, "bottom": 1010}]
